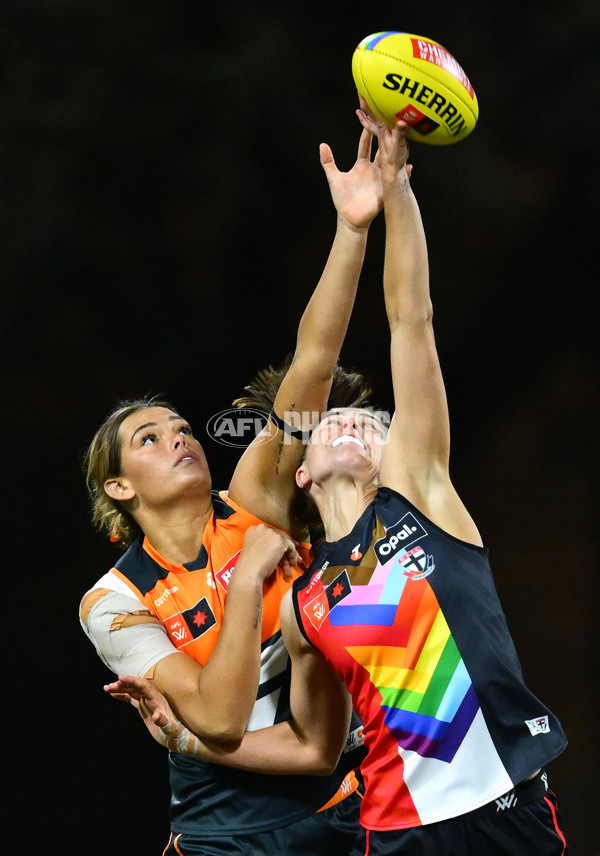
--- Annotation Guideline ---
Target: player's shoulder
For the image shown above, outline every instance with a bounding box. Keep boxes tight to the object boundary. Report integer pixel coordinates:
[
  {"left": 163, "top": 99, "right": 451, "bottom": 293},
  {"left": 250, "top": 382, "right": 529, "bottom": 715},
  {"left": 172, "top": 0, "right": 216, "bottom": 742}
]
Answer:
[
  {"left": 79, "top": 586, "right": 111, "bottom": 624},
  {"left": 79, "top": 570, "right": 141, "bottom": 620},
  {"left": 212, "top": 489, "right": 271, "bottom": 528}
]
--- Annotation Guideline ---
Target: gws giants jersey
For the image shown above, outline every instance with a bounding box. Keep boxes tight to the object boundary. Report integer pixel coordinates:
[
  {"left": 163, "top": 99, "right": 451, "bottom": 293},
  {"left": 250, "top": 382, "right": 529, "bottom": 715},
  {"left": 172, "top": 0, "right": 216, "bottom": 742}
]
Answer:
[
  {"left": 293, "top": 487, "right": 567, "bottom": 831},
  {"left": 93, "top": 490, "right": 365, "bottom": 835},
  {"left": 109, "top": 490, "right": 305, "bottom": 731}
]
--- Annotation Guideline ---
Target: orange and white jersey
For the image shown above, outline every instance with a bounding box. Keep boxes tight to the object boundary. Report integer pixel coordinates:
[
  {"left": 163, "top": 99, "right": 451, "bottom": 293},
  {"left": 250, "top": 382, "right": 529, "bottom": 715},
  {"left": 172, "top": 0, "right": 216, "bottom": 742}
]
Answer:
[{"left": 86, "top": 489, "right": 311, "bottom": 731}]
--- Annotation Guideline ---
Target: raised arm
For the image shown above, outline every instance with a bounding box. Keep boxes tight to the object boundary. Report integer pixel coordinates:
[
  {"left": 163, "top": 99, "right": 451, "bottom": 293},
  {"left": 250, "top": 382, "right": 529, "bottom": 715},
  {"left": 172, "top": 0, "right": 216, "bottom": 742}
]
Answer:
[
  {"left": 358, "top": 109, "right": 481, "bottom": 544},
  {"left": 228, "top": 128, "right": 384, "bottom": 534}
]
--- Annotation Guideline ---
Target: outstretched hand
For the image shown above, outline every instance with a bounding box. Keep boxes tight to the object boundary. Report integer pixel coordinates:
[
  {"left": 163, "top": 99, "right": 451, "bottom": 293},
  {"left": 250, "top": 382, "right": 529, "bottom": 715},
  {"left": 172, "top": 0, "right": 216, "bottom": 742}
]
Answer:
[
  {"left": 105, "top": 675, "right": 213, "bottom": 757},
  {"left": 105, "top": 674, "right": 193, "bottom": 751},
  {"left": 320, "top": 127, "right": 384, "bottom": 231},
  {"left": 356, "top": 95, "right": 411, "bottom": 183},
  {"left": 105, "top": 674, "right": 173, "bottom": 728}
]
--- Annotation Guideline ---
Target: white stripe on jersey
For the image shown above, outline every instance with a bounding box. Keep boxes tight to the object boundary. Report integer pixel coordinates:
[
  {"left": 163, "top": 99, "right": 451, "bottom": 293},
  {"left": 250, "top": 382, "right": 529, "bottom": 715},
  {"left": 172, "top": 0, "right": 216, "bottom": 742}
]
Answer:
[{"left": 246, "top": 634, "right": 290, "bottom": 731}]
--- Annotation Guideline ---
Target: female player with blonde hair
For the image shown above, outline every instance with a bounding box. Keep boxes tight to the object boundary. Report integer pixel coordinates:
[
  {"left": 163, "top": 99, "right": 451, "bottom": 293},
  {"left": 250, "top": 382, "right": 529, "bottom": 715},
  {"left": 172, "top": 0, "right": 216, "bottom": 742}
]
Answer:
[
  {"left": 110, "top": 110, "right": 570, "bottom": 855},
  {"left": 81, "top": 125, "right": 390, "bottom": 856}
]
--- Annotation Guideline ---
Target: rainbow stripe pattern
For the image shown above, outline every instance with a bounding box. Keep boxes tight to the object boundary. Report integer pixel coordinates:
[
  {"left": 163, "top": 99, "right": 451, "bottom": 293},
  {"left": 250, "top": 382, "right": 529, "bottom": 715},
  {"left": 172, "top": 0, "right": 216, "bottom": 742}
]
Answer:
[
  {"left": 329, "top": 556, "right": 478, "bottom": 762},
  {"left": 360, "top": 31, "right": 404, "bottom": 51}
]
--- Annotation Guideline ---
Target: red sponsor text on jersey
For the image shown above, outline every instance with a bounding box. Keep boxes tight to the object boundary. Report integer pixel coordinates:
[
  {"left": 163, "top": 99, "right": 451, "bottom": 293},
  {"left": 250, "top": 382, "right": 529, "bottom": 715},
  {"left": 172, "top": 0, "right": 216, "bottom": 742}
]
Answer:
[{"left": 215, "top": 550, "right": 241, "bottom": 591}]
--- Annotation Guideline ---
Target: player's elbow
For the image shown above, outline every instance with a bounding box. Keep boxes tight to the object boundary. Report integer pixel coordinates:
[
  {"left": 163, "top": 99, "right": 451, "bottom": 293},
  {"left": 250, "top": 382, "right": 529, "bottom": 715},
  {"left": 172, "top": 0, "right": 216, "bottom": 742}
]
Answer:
[
  {"left": 175, "top": 697, "right": 248, "bottom": 744},
  {"left": 313, "top": 759, "right": 338, "bottom": 776},
  {"left": 388, "top": 305, "right": 433, "bottom": 333},
  {"left": 218, "top": 723, "right": 247, "bottom": 743},
  {"left": 303, "top": 743, "right": 341, "bottom": 776},
  {"left": 196, "top": 720, "right": 247, "bottom": 744},
  {"left": 288, "top": 350, "right": 336, "bottom": 388}
]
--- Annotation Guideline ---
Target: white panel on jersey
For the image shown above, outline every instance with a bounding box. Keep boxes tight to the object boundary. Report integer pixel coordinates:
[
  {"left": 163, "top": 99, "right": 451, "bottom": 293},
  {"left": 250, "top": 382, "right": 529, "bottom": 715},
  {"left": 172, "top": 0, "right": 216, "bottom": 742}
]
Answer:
[
  {"left": 398, "top": 709, "right": 514, "bottom": 824},
  {"left": 90, "top": 571, "right": 144, "bottom": 602}
]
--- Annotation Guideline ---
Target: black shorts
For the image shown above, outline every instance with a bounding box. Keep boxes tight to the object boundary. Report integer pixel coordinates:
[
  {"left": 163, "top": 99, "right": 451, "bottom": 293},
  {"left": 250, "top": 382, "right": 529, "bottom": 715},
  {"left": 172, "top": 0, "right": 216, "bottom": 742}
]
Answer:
[
  {"left": 163, "top": 789, "right": 361, "bottom": 856},
  {"left": 351, "top": 771, "right": 569, "bottom": 856}
]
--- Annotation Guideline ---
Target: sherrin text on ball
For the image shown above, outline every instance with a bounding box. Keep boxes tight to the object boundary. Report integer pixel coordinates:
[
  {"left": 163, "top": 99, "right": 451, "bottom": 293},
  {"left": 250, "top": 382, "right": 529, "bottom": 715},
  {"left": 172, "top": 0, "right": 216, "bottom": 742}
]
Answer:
[{"left": 352, "top": 31, "right": 478, "bottom": 145}]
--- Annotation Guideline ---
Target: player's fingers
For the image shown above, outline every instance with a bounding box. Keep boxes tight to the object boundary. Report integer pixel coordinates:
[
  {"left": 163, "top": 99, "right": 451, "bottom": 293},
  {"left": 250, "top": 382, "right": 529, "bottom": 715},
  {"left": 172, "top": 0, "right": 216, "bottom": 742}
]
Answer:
[
  {"left": 280, "top": 544, "right": 299, "bottom": 578},
  {"left": 153, "top": 709, "right": 170, "bottom": 728},
  {"left": 319, "top": 142, "right": 337, "bottom": 177},
  {"left": 286, "top": 544, "right": 300, "bottom": 563},
  {"left": 112, "top": 675, "right": 153, "bottom": 702},
  {"left": 105, "top": 680, "right": 137, "bottom": 697},
  {"left": 393, "top": 121, "right": 410, "bottom": 148},
  {"left": 356, "top": 126, "right": 374, "bottom": 161},
  {"left": 105, "top": 678, "right": 133, "bottom": 695},
  {"left": 357, "top": 92, "right": 378, "bottom": 121},
  {"left": 138, "top": 698, "right": 152, "bottom": 717},
  {"left": 356, "top": 109, "right": 379, "bottom": 136},
  {"left": 106, "top": 691, "right": 133, "bottom": 703},
  {"left": 279, "top": 561, "right": 294, "bottom": 580}
]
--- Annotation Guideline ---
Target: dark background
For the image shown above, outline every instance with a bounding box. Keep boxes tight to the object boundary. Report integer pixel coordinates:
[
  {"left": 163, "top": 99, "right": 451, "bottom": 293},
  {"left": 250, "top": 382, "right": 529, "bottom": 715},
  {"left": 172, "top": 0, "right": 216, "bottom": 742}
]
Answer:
[{"left": 3, "top": 1, "right": 597, "bottom": 853}]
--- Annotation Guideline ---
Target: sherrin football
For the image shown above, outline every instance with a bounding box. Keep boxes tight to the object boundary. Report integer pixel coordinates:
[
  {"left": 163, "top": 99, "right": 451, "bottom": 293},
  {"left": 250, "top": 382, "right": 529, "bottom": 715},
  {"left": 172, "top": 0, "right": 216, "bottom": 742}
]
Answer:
[{"left": 352, "top": 32, "right": 478, "bottom": 145}]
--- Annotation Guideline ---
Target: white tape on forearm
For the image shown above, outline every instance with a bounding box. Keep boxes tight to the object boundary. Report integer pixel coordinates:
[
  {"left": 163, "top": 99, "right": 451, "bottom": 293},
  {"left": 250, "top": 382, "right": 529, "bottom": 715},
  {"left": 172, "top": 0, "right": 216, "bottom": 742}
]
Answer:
[{"left": 160, "top": 718, "right": 203, "bottom": 756}]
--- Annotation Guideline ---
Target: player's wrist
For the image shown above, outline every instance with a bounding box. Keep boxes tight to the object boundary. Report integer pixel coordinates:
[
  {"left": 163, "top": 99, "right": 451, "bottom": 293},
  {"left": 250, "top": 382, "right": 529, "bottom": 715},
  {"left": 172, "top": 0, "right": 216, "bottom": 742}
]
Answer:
[
  {"left": 228, "top": 561, "right": 269, "bottom": 589},
  {"left": 382, "top": 169, "right": 412, "bottom": 197},
  {"left": 336, "top": 214, "right": 372, "bottom": 236}
]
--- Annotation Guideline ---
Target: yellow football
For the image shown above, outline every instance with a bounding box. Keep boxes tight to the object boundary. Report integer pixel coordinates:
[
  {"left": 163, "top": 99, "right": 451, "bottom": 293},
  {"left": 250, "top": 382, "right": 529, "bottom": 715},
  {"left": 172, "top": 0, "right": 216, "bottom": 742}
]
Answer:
[{"left": 352, "top": 32, "right": 478, "bottom": 145}]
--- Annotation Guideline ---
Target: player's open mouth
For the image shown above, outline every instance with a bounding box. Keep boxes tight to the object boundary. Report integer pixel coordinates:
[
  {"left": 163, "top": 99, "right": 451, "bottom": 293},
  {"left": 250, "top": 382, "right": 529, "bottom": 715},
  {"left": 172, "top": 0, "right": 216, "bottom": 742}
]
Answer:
[{"left": 332, "top": 436, "right": 365, "bottom": 450}]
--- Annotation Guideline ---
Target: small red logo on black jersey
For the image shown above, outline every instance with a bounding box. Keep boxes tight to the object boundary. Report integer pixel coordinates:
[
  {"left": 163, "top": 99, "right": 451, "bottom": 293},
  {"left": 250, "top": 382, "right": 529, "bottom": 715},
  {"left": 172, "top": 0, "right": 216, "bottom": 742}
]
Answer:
[
  {"left": 182, "top": 598, "right": 217, "bottom": 638},
  {"left": 325, "top": 569, "right": 352, "bottom": 609}
]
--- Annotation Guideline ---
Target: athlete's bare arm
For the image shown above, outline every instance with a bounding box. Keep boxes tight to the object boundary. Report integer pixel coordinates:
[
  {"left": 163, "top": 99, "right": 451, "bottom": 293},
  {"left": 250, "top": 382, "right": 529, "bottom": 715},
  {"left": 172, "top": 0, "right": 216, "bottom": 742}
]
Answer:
[
  {"left": 81, "top": 525, "right": 297, "bottom": 742},
  {"left": 357, "top": 108, "right": 482, "bottom": 546},
  {"left": 228, "top": 128, "right": 385, "bottom": 537},
  {"left": 106, "top": 590, "right": 351, "bottom": 774}
]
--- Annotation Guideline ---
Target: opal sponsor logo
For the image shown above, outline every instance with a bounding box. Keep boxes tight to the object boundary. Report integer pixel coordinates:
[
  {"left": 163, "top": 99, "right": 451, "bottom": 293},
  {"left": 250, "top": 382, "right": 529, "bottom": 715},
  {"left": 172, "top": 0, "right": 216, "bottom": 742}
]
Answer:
[{"left": 374, "top": 512, "right": 427, "bottom": 562}]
